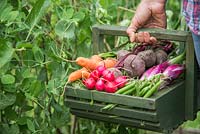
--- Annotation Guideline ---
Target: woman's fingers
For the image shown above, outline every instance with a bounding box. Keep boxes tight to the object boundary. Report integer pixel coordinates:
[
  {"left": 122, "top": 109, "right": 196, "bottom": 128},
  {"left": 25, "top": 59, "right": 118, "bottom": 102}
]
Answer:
[
  {"left": 129, "top": 31, "right": 157, "bottom": 44},
  {"left": 143, "top": 32, "right": 150, "bottom": 43},
  {"left": 130, "top": 32, "right": 136, "bottom": 42},
  {"left": 149, "top": 36, "right": 157, "bottom": 44},
  {"left": 137, "top": 32, "right": 144, "bottom": 43}
]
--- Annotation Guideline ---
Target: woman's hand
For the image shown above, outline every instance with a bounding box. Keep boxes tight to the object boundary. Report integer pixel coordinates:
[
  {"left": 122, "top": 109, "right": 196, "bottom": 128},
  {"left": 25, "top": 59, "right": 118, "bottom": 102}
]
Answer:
[{"left": 126, "top": 0, "right": 167, "bottom": 43}]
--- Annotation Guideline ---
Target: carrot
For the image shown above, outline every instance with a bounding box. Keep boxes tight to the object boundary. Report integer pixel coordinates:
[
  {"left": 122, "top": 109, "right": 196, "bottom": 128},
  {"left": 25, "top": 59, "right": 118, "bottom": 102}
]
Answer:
[
  {"left": 68, "top": 67, "right": 90, "bottom": 83},
  {"left": 75, "top": 55, "right": 103, "bottom": 70},
  {"left": 97, "top": 58, "right": 117, "bottom": 68},
  {"left": 91, "top": 55, "right": 103, "bottom": 62},
  {"left": 75, "top": 55, "right": 117, "bottom": 71}
]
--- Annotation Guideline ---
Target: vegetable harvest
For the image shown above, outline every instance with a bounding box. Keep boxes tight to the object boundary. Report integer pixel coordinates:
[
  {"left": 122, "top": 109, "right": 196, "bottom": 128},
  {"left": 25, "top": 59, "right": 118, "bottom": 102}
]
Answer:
[{"left": 67, "top": 40, "right": 186, "bottom": 103}]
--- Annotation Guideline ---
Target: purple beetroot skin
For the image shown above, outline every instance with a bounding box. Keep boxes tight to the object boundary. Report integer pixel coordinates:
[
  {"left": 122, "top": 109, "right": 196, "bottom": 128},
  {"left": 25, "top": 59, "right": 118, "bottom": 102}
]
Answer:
[{"left": 163, "top": 64, "right": 185, "bottom": 79}]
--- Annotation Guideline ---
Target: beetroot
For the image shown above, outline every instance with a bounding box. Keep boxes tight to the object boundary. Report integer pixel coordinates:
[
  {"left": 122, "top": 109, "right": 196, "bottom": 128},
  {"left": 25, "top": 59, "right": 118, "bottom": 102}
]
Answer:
[
  {"left": 155, "top": 49, "right": 168, "bottom": 64},
  {"left": 137, "top": 49, "right": 156, "bottom": 68},
  {"left": 104, "top": 81, "right": 118, "bottom": 93},
  {"left": 83, "top": 77, "right": 96, "bottom": 90},
  {"left": 117, "top": 50, "right": 130, "bottom": 60},
  {"left": 123, "top": 54, "right": 145, "bottom": 77}
]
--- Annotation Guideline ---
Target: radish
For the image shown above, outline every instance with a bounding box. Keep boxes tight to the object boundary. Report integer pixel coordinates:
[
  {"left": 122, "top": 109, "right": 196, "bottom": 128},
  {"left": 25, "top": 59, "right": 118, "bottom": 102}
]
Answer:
[
  {"left": 96, "top": 65, "right": 106, "bottom": 76},
  {"left": 83, "top": 77, "right": 96, "bottom": 90},
  {"left": 114, "top": 76, "right": 127, "bottom": 88},
  {"left": 89, "top": 70, "right": 100, "bottom": 80},
  {"left": 102, "top": 71, "right": 115, "bottom": 82},
  {"left": 95, "top": 78, "right": 105, "bottom": 91},
  {"left": 104, "top": 81, "right": 118, "bottom": 93},
  {"left": 102, "top": 69, "right": 110, "bottom": 77}
]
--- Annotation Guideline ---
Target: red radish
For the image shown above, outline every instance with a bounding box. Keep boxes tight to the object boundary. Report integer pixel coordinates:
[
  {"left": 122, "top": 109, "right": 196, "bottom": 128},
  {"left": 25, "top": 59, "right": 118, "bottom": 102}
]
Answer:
[
  {"left": 83, "top": 77, "right": 96, "bottom": 90},
  {"left": 114, "top": 76, "right": 127, "bottom": 88},
  {"left": 89, "top": 70, "right": 100, "bottom": 80},
  {"left": 95, "top": 78, "right": 105, "bottom": 91},
  {"left": 102, "top": 69, "right": 110, "bottom": 77},
  {"left": 103, "top": 71, "right": 115, "bottom": 82},
  {"left": 96, "top": 65, "right": 106, "bottom": 76},
  {"left": 104, "top": 81, "right": 118, "bottom": 93}
]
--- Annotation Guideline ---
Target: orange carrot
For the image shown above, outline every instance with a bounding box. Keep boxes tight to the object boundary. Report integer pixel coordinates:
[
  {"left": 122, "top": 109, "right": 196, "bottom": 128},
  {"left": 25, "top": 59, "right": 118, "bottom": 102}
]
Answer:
[
  {"left": 97, "top": 58, "right": 117, "bottom": 68},
  {"left": 75, "top": 55, "right": 103, "bottom": 70},
  {"left": 68, "top": 68, "right": 90, "bottom": 83},
  {"left": 75, "top": 55, "right": 117, "bottom": 71},
  {"left": 91, "top": 55, "right": 103, "bottom": 62}
]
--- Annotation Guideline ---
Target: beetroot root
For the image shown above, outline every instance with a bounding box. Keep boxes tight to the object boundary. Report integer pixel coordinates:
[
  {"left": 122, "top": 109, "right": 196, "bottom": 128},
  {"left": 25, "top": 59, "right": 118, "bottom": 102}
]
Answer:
[
  {"left": 137, "top": 49, "right": 156, "bottom": 68},
  {"left": 123, "top": 54, "right": 145, "bottom": 77}
]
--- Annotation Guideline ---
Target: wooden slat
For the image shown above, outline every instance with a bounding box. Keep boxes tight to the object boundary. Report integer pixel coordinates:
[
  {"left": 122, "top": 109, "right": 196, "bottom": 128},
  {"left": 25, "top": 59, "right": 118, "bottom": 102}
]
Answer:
[
  {"left": 185, "top": 34, "right": 198, "bottom": 120},
  {"left": 92, "top": 25, "right": 189, "bottom": 42},
  {"left": 70, "top": 109, "right": 162, "bottom": 132},
  {"left": 156, "top": 81, "right": 185, "bottom": 129},
  {"left": 92, "top": 27, "right": 104, "bottom": 54},
  {"left": 65, "top": 98, "right": 158, "bottom": 122},
  {"left": 152, "top": 81, "right": 185, "bottom": 99},
  {"left": 65, "top": 88, "right": 156, "bottom": 110}
]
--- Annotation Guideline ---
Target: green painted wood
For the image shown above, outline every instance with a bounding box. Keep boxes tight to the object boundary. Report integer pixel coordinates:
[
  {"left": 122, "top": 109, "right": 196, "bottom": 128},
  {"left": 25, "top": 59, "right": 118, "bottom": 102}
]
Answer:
[
  {"left": 185, "top": 34, "right": 198, "bottom": 120},
  {"left": 156, "top": 81, "right": 185, "bottom": 130},
  {"left": 65, "top": 98, "right": 158, "bottom": 122},
  {"left": 65, "top": 87, "right": 156, "bottom": 110},
  {"left": 92, "top": 25, "right": 190, "bottom": 42},
  {"left": 70, "top": 109, "right": 163, "bottom": 132},
  {"left": 92, "top": 26, "right": 104, "bottom": 54},
  {"left": 149, "top": 81, "right": 185, "bottom": 100}
]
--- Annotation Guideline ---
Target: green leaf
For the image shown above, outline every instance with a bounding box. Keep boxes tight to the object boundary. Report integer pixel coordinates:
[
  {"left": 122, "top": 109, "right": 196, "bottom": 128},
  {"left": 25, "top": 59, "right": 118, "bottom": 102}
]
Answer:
[
  {"left": 7, "top": 11, "right": 19, "bottom": 22},
  {"left": 55, "top": 20, "right": 75, "bottom": 39},
  {"left": 0, "top": 5, "right": 13, "bottom": 21},
  {"left": 0, "top": 0, "right": 7, "bottom": 13},
  {"left": 51, "top": 110, "right": 69, "bottom": 128},
  {"left": 17, "top": 116, "right": 29, "bottom": 125},
  {"left": 22, "top": 68, "right": 35, "bottom": 78},
  {"left": 1, "top": 74, "right": 15, "bottom": 84},
  {"left": 0, "top": 124, "right": 19, "bottom": 134},
  {"left": 25, "top": 0, "right": 51, "bottom": 40},
  {"left": 0, "top": 93, "right": 16, "bottom": 110},
  {"left": 0, "top": 39, "right": 14, "bottom": 68},
  {"left": 73, "top": 11, "right": 85, "bottom": 22},
  {"left": 5, "top": 106, "right": 18, "bottom": 121},
  {"left": 32, "top": 45, "right": 44, "bottom": 63},
  {"left": 22, "top": 50, "right": 35, "bottom": 66},
  {"left": 63, "top": 7, "right": 74, "bottom": 19},
  {"left": 27, "top": 119, "right": 35, "bottom": 132},
  {"left": 3, "top": 85, "right": 16, "bottom": 93},
  {"left": 29, "top": 80, "right": 43, "bottom": 97}
]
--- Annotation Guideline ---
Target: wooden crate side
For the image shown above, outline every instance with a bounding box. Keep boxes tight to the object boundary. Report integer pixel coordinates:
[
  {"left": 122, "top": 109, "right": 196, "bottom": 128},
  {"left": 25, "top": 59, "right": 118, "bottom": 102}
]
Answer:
[
  {"left": 152, "top": 81, "right": 185, "bottom": 99},
  {"left": 70, "top": 109, "right": 163, "bottom": 132},
  {"left": 65, "top": 87, "right": 156, "bottom": 110},
  {"left": 185, "top": 35, "right": 198, "bottom": 120},
  {"left": 156, "top": 81, "right": 185, "bottom": 130},
  {"left": 65, "top": 98, "right": 158, "bottom": 122}
]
